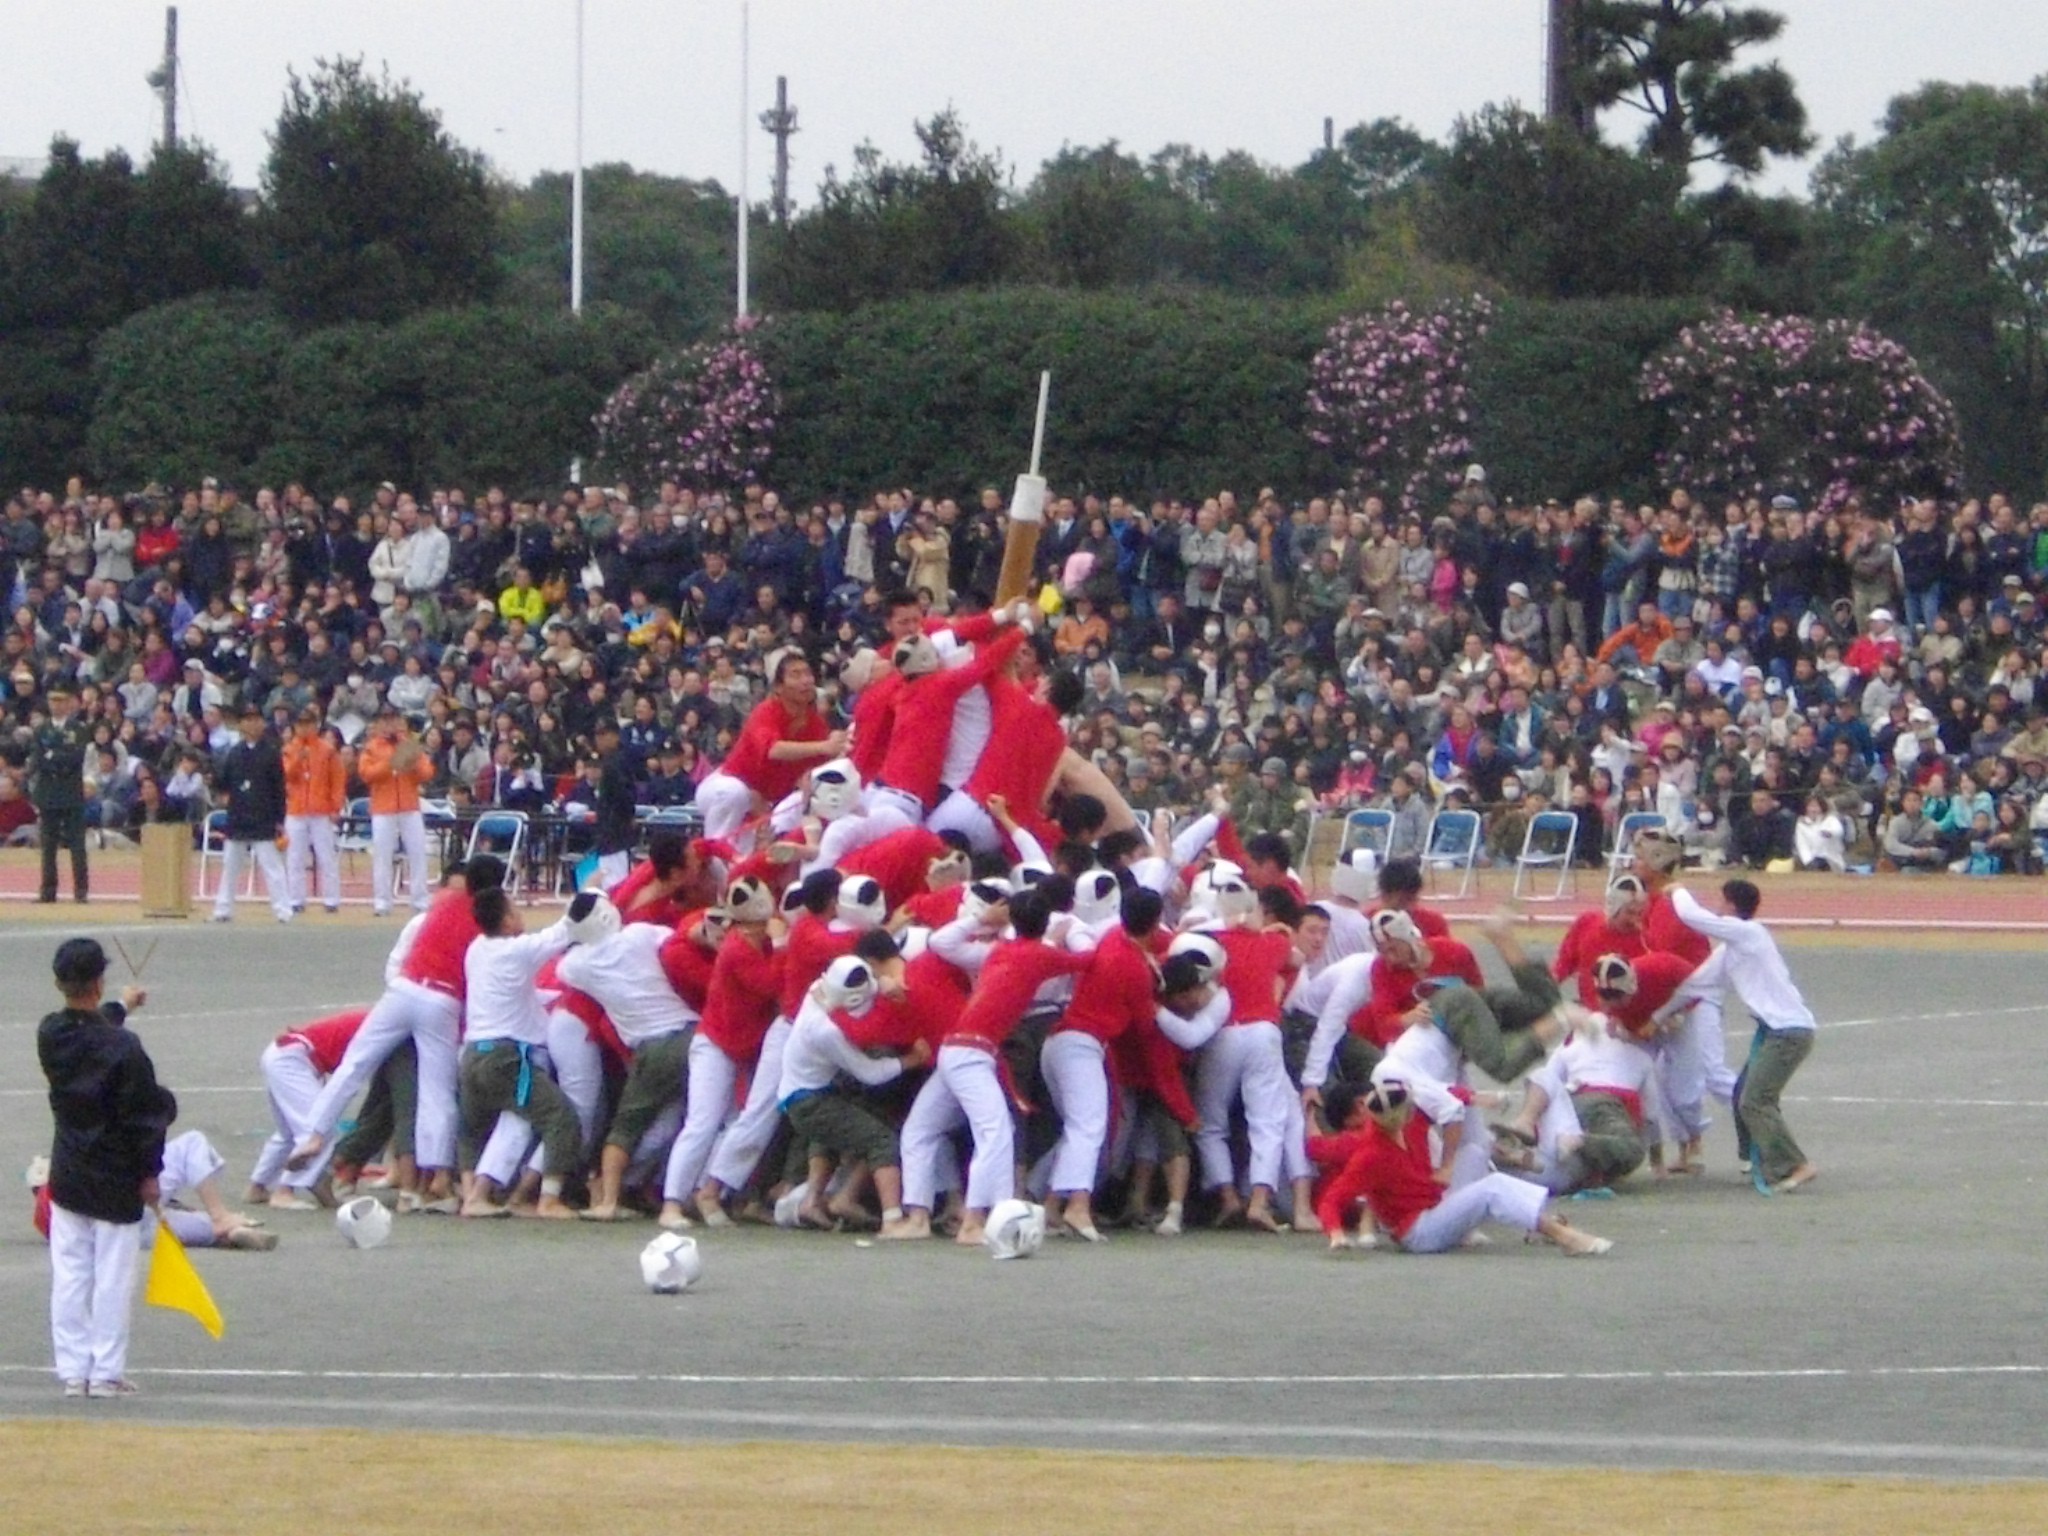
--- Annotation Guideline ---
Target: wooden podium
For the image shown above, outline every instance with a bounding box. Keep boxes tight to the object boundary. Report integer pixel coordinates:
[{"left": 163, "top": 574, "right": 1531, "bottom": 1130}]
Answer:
[{"left": 139, "top": 822, "right": 191, "bottom": 919}]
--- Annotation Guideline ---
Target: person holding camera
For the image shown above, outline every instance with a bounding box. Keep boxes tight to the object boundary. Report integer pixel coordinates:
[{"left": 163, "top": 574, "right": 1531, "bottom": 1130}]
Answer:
[{"left": 361, "top": 704, "right": 436, "bottom": 916}]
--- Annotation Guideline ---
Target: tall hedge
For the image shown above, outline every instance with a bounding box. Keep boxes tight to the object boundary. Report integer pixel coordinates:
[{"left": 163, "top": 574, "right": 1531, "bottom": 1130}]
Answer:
[
  {"left": 87, "top": 299, "right": 656, "bottom": 498},
  {"left": 1464, "top": 297, "right": 1703, "bottom": 506},
  {"left": 753, "top": 288, "right": 1342, "bottom": 501}
]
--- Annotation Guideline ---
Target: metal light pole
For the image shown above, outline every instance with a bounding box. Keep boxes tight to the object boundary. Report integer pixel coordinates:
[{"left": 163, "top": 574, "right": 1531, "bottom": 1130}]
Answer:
[
  {"left": 571, "top": 0, "right": 586, "bottom": 315},
  {"left": 736, "top": 0, "right": 751, "bottom": 318}
]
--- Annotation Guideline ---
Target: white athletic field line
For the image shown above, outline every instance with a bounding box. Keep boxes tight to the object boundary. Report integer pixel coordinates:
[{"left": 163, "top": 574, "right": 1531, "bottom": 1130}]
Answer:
[{"left": 3, "top": 1362, "right": 2042, "bottom": 1389}]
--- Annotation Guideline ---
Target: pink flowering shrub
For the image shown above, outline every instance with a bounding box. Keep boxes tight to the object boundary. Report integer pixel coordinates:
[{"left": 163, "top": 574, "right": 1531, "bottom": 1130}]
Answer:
[
  {"left": 594, "top": 318, "right": 778, "bottom": 492},
  {"left": 1305, "top": 297, "right": 1492, "bottom": 512},
  {"left": 1641, "top": 311, "right": 1963, "bottom": 511}
]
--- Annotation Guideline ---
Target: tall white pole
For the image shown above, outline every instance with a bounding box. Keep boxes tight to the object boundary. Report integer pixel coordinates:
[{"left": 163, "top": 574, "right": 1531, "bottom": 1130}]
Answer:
[
  {"left": 571, "top": 0, "right": 585, "bottom": 315},
  {"left": 736, "top": 0, "right": 750, "bottom": 318}
]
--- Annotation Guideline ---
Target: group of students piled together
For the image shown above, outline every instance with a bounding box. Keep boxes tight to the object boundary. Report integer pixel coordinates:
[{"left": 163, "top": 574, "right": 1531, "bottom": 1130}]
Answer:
[{"left": 234, "top": 580, "right": 1820, "bottom": 1258}]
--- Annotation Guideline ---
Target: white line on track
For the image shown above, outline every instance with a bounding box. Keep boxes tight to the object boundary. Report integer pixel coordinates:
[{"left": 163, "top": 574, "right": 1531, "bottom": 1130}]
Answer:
[
  {"left": 0, "top": 924, "right": 167, "bottom": 940},
  {"left": 3, "top": 1362, "right": 2040, "bottom": 1389},
  {"left": 1826, "top": 1003, "right": 2048, "bottom": 1030}
]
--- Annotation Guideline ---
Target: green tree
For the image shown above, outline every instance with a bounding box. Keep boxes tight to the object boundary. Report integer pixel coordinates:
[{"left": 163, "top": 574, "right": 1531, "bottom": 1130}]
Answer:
[
  {"left": 1574, "top": 1, "right": 1813, "bottom": 176},
  {"left": 1421, "top": 105, "right": 1705, "bottom": 298},
  {"left": 497, "top": 164, "right": 735, "bottom": 341},
  {"left": 761, "top": 108, "right": 1020, "bottom": 312},
  {"left": 1021, "top": 142, "right": 1184, "bottom": 289},
  {"left": 1813, "top": 79, "right": 2048, "bottom": 493},
  {"left": 260, "top": 57, "right": 498, "bottom": 326}
]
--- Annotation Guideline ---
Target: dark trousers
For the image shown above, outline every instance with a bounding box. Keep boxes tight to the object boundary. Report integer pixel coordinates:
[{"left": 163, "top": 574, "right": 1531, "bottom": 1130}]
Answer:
[
  {"left": 335, "top": 1043, "right": 418, "bottom": 1166},
  {"left": 39, "top": 805, "right": 87, "bottom": 901}
]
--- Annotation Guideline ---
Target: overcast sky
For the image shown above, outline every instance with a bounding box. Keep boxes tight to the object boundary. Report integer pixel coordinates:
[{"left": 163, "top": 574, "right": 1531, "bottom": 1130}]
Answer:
[{"left": 5, "top": 2, "right": 2046, "bottom": 204}]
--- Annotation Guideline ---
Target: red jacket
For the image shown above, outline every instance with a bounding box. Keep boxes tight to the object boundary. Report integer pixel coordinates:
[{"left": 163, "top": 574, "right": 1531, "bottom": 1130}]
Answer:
[
  {"left": 1057, "top": 928, "right": 1157, "bottom": 1045},
  {"left": 876, "top": 629, "right": 1023, "bottom": 808},
  {"left": 721, "top": 695, "right": 831, "bottom": 804},
  {"left": 400, "top": 891, "right": 482, "bottom": 1001},
  {"left": 1643, "top": 889, "right": 1711, "bottom": 969},
  {"left": 697, "top": 931, "right": 784, "bottom": 1063},
  {"left": 949, "top": 936, "right": 1090, "bottom": 1048},
  {"left": 1552, "top": 910, "right": 1648, "bottom": 1007},
  {"left": 1313, "top": 1114, "right": 1442, "bottom": 1240},
  {"left": 841, "top": 826, "right": 949, "bottom": 912},
  {"left": 275, "top": 1008, "right": 370, "bottom": 1076},
  {"left": 779, "top": 913, "right": 856, "bottom": 1019},
  {"left": 1353, "top": 937, "right": 1483, "bottom": 1048}
]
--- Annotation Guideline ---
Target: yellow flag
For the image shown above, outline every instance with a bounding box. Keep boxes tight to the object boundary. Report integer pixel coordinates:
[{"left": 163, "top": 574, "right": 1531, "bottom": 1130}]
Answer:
[{"left": 144, "top": 1224, "right": 224, "bottom": 1340}]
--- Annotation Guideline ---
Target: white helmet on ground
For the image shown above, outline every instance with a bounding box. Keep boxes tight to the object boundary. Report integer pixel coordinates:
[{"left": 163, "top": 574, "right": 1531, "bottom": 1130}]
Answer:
[
  {"left": 639, "top": 1231, "right": 703, "bottom": 1293},
  {"left": 565, "top": 891, "right": 622, "bottom": 946},
  {"left": 983, "top": 1198, "right": 1047, "bottom": 1260},
  {"left": 837, "top": 875, "right": 887, "bottom": 931},
  {"left": 1329, "top": 847, "right": 1381, "bottom": 904},
  {"left": 817, "top": 954, "right": 879, "bottom": 1017},
  {"left": 1073, "top": 868, "right": 1122, "bottom": 927},
  {"left": 1166, "top": 931, "right": 1227, "bottom": 985},
  {"left": 808, "top": 758, "right": 862, "bottom": 822},
  {"left": 336, "top": 1196, "right": 393, "bottom": 1251},
  {"left": 962, "top": 877, "right": 1012, "bottom": 924}
]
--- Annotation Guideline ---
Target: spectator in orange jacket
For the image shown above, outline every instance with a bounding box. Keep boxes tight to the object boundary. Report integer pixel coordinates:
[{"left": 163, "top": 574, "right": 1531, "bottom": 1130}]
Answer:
[
  {"left": 1595, "top": 601, "right": 1674, "bottom": 670},
  {"left": 282, "top": 706, "right": 348, "bottom": 913},
  {"left": 359, "top": 704, "right": 436, "bottom": 916}
]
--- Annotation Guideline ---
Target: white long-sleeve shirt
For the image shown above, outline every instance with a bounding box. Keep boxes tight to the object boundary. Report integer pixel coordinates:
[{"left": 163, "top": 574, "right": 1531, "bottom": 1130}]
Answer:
[
  {"left": 1671, "top": 887, "right": 1816, "bottom": 1032},
  {"left": 777, "top": 993, "right": 902, "bottom": 1100},
  {"left": 463, "top": 919, "right": 575, "bottom": 1045},
  {"left": 1156, "top": 989, "right": 1230, "bottom": 1052},
  {"left": 556, "top": 924, "right": 698, "bottom": 1045},
  {"left": 930, "top": 914, "right": 998, "bottom": 977},
  {"left": 1300, "top": 952, "right": 1376, "bottom": 1089}
]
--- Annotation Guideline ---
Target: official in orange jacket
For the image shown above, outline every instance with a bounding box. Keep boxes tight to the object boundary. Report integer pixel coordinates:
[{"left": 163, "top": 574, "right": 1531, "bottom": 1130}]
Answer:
[
  {"left": 359, "top": 704, "right": 436, "bottom": 916},
  {"left": 282, "top": 707, "right": 348, "bottom": 913}
]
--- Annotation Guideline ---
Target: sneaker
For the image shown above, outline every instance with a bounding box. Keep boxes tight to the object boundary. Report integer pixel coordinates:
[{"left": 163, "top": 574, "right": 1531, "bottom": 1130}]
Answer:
[
  {"left": 61, "top": 1380, "right": 86, "bottom": 1398},
  {"left": 86, "top": 1379, "right": 139, "bottom": 1399},
  {"left": 209, "top": 913, "right": 232, "bottom": 924},
  {"left": 323, "top": 905, "right": 341, "bottom": 914},
  {"left": 372, "top": 906, "right": 391, "bottom": 917},
  {"left": 276, "top": 911, "right": 295, "bottom": 924},
  {"left": 265, "top": 1190, "right": 321, "bottom": 1212}
]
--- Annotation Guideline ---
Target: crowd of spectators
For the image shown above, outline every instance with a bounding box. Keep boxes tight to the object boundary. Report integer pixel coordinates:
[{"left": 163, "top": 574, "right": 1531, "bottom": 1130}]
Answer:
[{"left": 5, "top": 467, "right": 2048, "bottom": 879}]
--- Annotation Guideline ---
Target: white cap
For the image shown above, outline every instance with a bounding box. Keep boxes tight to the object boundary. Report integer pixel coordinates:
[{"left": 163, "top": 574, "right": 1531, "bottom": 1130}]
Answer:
[
  {"left": 1368, "top": 909, "right": 1424, "bottom": 952},
  {"left": 1506, "top": 582, "right": 1530, "bottom": 599},
  {"left": 837, "top": 874, "right": 887, "bottom": 931},
  {"left": 1869, "top": 608, "right": 1894, "bottom": 625},
  {"left": 722, "top": 876, "right": 775, "bottom": 925},
  {"left": 816, "top": 954, "right": 879, "bottom": 1017}
]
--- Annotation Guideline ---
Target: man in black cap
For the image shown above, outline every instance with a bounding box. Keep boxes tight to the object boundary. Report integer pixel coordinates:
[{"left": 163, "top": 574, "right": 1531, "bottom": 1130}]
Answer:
[
  {"left": 38, "top": 938, "right": 172, "bottom": 1397},
  {"left": 31, "top": 682, "right": 90, "bottom": 903},
  {"left": 210, "top": 705, "right": 292, "bottom": 923}
]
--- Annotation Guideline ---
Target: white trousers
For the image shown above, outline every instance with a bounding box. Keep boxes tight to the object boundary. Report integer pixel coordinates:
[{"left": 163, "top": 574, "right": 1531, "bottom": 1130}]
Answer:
[
  {"left": 371, "top": 811, "right": 430, "bottom": 913},
  {"left": 48, "top": 1204, "right": 140, "bottom": 1386},
  {"left": 1193, "top": 1021, "right": 1290, "bottom": 1192},
  {"left": 253, "top": 1041, "right": 331, "bottom": 1189},
  {"left": 799, "top": 807, "right": 909, "bottom": 880},
  {"left": 215, "top": 837, "right": 291, "bottom": 920},
  {"left": 924, "top": 792, "right": 1002, "bottom": 855},
  {"left": 548, "top": 1009, "right": 607, "bottom": 1154},
  {"left": 286, "top": 813, "right": 340, "bottom": 909},
  {"left": 707, "top": 1017, "right": 793, "bottom": 1191},
  {"left": 1660, "top": 948, "right": 1738, "bottom": 1142},
  {"left": 662, "top": 1035, "right": 741, "bottom": 1202},
  {"left": 1041, "top": 1031, "right": 1109, "bottom": 1196},
  {"left": 302, "top": 979, "right": 461, "bottom": 1169},
  {"left": 901, "top": 1044, "right": 1013, "bottom": 1211},
  {"left": 1401, "top": 1170, "right": 1547, "bottom": 1253},
  {"left": 151, "top": 1129, "right": 224, "bottom": 1248},
  {"left": 693, "top": 772, "right": 754, "bottom": 846}
]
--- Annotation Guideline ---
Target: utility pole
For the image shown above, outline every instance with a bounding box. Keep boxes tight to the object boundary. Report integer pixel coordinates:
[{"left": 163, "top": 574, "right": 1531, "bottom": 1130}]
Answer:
[
  {"left": 761, "top": 75, "right": 797, "bottom": 227},
  {"left": 1323, "top": 117, "right": 1334, "bottom": 153},
  {"left": 1545, "top": 0, "right": 1592, "bottom": 135},
  {"left": 571, "top": 0, "right": 584, "bottom": 315},
  {"left": 146, "top": 6, "right": 178, "bottom": 150}
]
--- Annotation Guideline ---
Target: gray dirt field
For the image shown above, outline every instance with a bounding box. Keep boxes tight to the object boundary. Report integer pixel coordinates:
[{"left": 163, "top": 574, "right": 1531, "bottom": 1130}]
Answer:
[{"left": 1, "top": 917, "right": 2044, "bottom": 1477}]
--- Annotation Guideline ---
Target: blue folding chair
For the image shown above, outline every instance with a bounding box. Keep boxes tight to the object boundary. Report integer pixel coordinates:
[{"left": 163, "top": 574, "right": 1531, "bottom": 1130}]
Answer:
[
  {"left": 1512, "top": 810, "right": 1580, "bottom": 901},
  {"left": 1420, "top": 808, "right": 1482, "bottom": 899},
  {"left": 1339, "top": 808, "right": 1394, "bottom": 860}
]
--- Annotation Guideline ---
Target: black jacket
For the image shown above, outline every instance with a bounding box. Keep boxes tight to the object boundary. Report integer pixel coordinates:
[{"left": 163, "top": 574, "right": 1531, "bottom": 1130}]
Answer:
[
  {"left": 220, "top": 734, "right": 288, "bottom": 840},
  {"left": 595, "top": 751, "right": 638, "bottom": 856},
  {"left": 38, "top": 1003, "right": 176, "bottom": 1224}
]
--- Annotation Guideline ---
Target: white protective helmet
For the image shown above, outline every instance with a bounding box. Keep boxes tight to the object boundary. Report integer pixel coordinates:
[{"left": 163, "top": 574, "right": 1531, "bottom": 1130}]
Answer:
[
  {"left": 1368, "top": 908, "right": 1426, "bottom": 956},
  {"left": 639, "top": 1231, "right": 704, "bottom": 1293},
  {"left": 1592, "top": 952, "right": 1639, "bottom": 998},
  {"left": 891, "top": 633, "right": 941, "bottom": 679},
  {"left": 1072, "top": 868, "right": 1122, "bottom": 927},
  {"left": 1604, "top": 873, "right": 1647, "bottom": 921},
  {"left": 723, "top": 875, "right": 776, "bottom": 925},
  {"left": 983, "top": 1198, "right": 1047, "bottom": 1261},
  {"left": 336, "top": 1195, "right": 393, "bottom": 1251},
  {"left": 1328, "top": 847, "right": 1381, "bottom": 904},
  {"left": 1166, "top": 931, "right": 1228, "bottom": 985},
  {"left": 837, "top": 875, "right": 888, "bottom": 931},
  {"left": 961, "top": 877, "right": 1012, "bottom": 924},
  {"left": 896, "top": 926, "right": 932, "bottom": 961},
  {"left": 1010, "top": 860, "right": 1053, "bottom": 889},
  {"left": 817, "top": 953, "right": 879, "bottom": 1017},
  {"left": 808, "top": 758, "right": 863, "bottom": 822},
  {"left": 565, "top": 891, "right": 622, "bottom": 946},
  {"left": 1196, "top": 860, "right": 1256, "bottom": 922}
]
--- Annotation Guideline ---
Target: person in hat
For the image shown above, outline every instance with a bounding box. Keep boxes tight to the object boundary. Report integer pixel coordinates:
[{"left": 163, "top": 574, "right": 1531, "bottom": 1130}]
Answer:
[
  {"left": 210, "top": 705, "right": 293, "bottom": 924},
  {"left": 360, "top": 703, "right": 436, "bottom": 917},
  {"left": 38, "top": 938, "right": 173, "bottom": 1397},
  {"left": 30, "top": 681, "right": 90, "bottom": 903}
]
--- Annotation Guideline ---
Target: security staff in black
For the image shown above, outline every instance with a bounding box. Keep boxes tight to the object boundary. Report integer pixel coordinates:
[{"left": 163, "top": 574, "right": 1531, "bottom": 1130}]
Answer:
[{"left": 32, "top": 683, "right": 90, "bottom": 903}]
